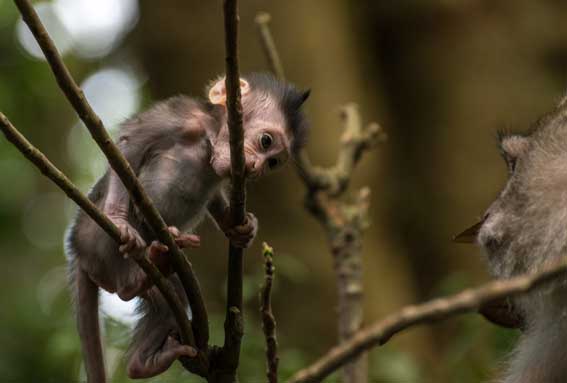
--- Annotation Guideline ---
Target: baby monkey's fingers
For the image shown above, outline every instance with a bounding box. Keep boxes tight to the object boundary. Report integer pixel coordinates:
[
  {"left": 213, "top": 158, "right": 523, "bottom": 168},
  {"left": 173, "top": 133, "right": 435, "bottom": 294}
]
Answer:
[
  {"left": 147, "top": 241, "right": 172, "bottom": 276},
  {"left": 231, "top": 212, "right": 258, "bottom": 248},
  {"left": 148, "top": 241, "right": 169, "bottom": 257},
  {"left": 175, "top": 234, "right": 201, "bottom": 249},
  {"left": 168, "top": 226, "right": 200, "bottom": 249},
  {"left": 118, "top": 225, "right": 146, "bottom": 258},
  {"left": 168, "top": 226, "right": 181, "bottom": 238},
  {"left": 233, "top": 212, "right": 258, "bottom": 234},
  {"left": 222, "top": 211, "right": 258, "bottom": 248}
]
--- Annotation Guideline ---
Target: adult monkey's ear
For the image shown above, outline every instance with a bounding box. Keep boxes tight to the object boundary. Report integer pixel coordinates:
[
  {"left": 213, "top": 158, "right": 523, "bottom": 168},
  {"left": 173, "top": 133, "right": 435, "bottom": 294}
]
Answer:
[{"left": 208, "top": 77, "right": 250, "bottom": 105}]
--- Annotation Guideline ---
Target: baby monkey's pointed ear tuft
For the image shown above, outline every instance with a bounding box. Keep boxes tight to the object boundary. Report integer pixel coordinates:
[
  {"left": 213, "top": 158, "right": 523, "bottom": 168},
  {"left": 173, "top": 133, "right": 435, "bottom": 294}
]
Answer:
[
  {"left": 239, "top": 78, "right": 250, "bottom": 96},
  {"left": 208, "top": 77, "right": 226, "bottom": 105},
  {"left": 208, "top": 77, "right": 250, "bottom": 105}
]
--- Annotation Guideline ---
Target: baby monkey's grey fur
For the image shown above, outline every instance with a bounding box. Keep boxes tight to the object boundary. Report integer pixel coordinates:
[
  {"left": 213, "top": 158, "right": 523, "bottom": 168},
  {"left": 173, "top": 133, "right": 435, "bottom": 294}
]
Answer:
[
  {"left": 462, "top": 95, "right": 567, "bottom": 382},
  {"left": 65, "top": 73, "right": 309, "bottom": 381}
]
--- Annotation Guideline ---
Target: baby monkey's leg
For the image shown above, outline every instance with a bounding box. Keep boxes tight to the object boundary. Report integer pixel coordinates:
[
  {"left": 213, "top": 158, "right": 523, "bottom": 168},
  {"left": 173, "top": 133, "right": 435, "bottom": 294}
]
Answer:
[
  {"left": 127, "top": 332, "right": 196, "bottom": 379},
  {"left": 126, "top": 274, "right": 196, "bottom": 379}
]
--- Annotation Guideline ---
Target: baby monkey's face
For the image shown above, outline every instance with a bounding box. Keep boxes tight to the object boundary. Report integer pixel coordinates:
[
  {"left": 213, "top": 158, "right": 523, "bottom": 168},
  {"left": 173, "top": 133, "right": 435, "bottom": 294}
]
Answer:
[
  {"left": 206, "top": 73, "right": 309, "bottom": 180},
  {"left": 210, "top": 88, "right": 292, "bottom": 180}
]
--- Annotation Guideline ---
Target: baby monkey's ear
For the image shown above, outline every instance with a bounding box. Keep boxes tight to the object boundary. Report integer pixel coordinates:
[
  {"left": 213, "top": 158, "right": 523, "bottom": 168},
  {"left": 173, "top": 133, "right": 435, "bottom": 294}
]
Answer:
[{"left": 208, "top": 77, "right": 250, "bottom": 105}]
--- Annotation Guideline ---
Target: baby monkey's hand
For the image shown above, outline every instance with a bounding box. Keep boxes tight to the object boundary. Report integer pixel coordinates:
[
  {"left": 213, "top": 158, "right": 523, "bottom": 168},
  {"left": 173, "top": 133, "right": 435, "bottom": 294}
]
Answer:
[
  {"left": 220, "top": 209, "right": 258, "bottom": 248},
  {"left": 146, "top": 227, "right": 200, "bottom": 276}
]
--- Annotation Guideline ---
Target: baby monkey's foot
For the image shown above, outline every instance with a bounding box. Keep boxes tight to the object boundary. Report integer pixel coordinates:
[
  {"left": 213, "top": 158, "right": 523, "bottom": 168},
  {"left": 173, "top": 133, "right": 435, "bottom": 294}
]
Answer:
[
  {"left": 168, "top": 226, "right": 201, "bottom": 249},
  {"left": 127, "top": 334, "right": 197, "bottom": 379},
  {"left": 111, "top": 218, "right": 146, "bottom": 258}
]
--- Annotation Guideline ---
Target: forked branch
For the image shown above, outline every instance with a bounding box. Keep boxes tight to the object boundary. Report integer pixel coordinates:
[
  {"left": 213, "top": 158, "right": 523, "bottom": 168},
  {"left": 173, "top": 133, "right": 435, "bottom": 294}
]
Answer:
[
  {"left": 255, "top": 13, "right": 381, "bottom": 383},
  {"left": 254, "top": 13, "right": 386, "bottom": 197}
]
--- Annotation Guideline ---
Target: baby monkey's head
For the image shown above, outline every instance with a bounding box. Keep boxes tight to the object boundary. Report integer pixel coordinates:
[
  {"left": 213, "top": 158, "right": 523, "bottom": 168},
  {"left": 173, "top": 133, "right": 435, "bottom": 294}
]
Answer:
[{"left": 207, "top": 72, "right": 310, "bottom": 179}]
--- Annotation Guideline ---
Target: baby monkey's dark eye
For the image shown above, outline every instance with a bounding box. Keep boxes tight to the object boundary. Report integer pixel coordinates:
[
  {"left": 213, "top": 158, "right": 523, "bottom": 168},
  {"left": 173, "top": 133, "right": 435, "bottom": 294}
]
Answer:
[
  {"left": 260, "top": 133, "right": 273, "bottom": 150},
  {"left": 267, "top": 157, "right": 279, "bottom": 170}
]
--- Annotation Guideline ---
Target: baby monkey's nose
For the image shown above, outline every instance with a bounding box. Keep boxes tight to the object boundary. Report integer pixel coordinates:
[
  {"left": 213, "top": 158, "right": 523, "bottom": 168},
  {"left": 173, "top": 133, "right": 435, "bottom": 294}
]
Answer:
[{"left": 245, "top": 158, "right": 262, "bottom": 178}]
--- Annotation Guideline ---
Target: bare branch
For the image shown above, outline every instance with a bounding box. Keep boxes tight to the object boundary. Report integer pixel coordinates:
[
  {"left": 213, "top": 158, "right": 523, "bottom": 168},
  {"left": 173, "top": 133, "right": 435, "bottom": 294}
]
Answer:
[
  {"left": 13, "top": 0, "right": 210, "bottom": 357},
  {"left": 287, "top": 259, "right": 567, "bottom": 383},
  {"left": 253, "top": 13, "right": 319, "bottom": 188},
  {"left": 260, "top": 243, "right": 279, "bottom": 383},
  {"left": 255, "top": 13, "right": 382, "bottom": 383},
  {"left": 254, "top": 14, "right": 385, "bottom": 196},
  {"left": 218, "top": 0, "right": 247, "bottom": 379},
  {"left": 0, "top": 112, "right": 196, "bottom": 355},
  {"left": 254, "top": 13, "right": 285, "bottom": 80}
]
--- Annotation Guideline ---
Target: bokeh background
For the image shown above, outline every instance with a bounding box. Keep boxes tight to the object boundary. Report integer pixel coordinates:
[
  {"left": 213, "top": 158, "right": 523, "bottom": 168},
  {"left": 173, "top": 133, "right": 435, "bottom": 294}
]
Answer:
[{"left": 1, "top": 0, "right": 567, "bottom": 382}]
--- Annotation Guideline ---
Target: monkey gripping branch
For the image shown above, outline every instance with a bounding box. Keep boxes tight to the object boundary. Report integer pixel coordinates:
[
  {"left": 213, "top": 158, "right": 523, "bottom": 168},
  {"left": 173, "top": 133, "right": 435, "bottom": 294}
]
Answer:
[
  {"left": 6, "top": 2, "right": 567, "bottom": 383},
  {"left": 8, "top": 0, "right": 314, "bottom": 381}
]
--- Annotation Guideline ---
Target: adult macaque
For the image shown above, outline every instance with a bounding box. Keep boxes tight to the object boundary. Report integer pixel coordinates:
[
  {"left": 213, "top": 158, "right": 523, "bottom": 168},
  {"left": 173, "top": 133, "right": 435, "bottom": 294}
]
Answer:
[
  {"left": 456, "top": 96, "right": 567, "bottom": 382},
  {"left": 65, "top": 73, "right": 310, "bottom": 381}
]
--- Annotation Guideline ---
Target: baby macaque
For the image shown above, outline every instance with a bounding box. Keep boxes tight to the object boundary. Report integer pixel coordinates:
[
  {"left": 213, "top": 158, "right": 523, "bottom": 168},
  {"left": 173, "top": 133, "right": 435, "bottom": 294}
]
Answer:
[
  {"left": 65, "top": 73, "right": 310, "bottom": 381},
  {"left": 457, "top": 97, "right": 567, "bottom": 382}
]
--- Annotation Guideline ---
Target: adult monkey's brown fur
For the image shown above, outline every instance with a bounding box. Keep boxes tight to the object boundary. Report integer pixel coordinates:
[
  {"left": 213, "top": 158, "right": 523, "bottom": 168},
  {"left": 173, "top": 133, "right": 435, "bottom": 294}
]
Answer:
[
  {"left": 65, "top": 73, "right": 310, "bottom": 380},
  {"left": 458, "top": 95, "right": 567, "bottom": 382}
]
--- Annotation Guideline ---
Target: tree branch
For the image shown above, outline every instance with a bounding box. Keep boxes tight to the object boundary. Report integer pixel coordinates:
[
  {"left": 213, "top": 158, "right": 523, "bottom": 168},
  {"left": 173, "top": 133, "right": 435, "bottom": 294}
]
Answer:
[
  {"left": 254, "top": 13, "right": 285, "bottom": 81},
  {"left": 260, "top": 243, "right": 279, "bottom": 383},
  {"left": 254, "top": 15, "right": 386, "bottom": 197},
  {"left": 0, "top": 112, "right": 196, "bottom": 356},
  {"left": 13, "top": 0, "right": 210, "bottom": 358},
  {"left": 255, "top": 14, "right": 384, "bottom": 383},
  {"left": 287, "top": 259, "right": 567, "bottom": 383},
  {"left": 218, "top": 0, "right": 247, "bottom": 380}
]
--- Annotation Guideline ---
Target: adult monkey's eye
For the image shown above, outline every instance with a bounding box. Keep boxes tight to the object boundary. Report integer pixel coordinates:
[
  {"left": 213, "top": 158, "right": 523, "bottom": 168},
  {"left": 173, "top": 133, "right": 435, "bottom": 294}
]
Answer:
[
  {"left": 260, "top": 133, "right": 273, "bottom": 150},
  {"left": 508, "top": 157, "right": 517, "bottom": 173},
  {"left": 267, "top": 157, "right": 279, "bottom": 170}
]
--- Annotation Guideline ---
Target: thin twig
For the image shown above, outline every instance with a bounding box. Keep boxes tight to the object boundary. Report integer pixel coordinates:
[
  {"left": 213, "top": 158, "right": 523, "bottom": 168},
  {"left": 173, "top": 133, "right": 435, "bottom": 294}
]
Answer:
[
  {"left": 260, "top": 243, "right": 279, "bottom": 383},
  {"left": 255, "top": 14, "right": 382, "bottom": 383},
  {"left": 13, "top": 0, "right": 210, "bottom": 360},
  {"left": 0, "top": 112, "right": 195, "bottom": 352},
  {"left": 220, "top": 0, "right": 246, "bottom": 379},
  {"left": 254, "top": 13, "right": 285, "bottom": 80},
  {"left": 287, "top": 259, "right": 567, "bottom": 383},
  {"left": 254, "top": 12, "right": 385, "bottom": 196},
  {"left": 253, "top": 14, "right": 315, "bottom": 184}
]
